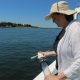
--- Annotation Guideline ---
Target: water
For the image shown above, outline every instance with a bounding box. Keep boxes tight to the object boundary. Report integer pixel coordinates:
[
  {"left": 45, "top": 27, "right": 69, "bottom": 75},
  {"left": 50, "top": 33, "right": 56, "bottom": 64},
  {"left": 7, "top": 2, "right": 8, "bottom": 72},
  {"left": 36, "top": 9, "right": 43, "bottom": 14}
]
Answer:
[{"left": 0, "top": 27, "right": 60, "bottom": 80}]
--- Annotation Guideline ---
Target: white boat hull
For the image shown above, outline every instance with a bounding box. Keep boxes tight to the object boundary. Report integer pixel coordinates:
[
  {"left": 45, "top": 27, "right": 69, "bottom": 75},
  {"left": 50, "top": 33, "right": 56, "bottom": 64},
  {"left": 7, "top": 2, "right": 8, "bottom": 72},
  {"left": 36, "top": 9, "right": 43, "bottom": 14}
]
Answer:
[{"left": 33, "top": 60, "right": 56, "bottom": 80}]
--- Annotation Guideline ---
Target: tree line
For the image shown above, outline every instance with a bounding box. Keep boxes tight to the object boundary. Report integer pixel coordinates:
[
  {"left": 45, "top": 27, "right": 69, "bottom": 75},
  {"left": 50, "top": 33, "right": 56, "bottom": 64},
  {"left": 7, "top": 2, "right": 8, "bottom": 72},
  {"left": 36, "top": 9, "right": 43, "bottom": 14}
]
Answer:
[{"left": 0, "top": 22, "right": 32, "bottom": 28}]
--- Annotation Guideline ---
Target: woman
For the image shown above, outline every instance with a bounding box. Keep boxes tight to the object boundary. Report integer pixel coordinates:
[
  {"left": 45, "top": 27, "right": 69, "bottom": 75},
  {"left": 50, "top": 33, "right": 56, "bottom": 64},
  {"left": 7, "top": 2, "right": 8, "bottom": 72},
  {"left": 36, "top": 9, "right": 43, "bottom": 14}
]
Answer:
[{"left": 41, "top": 1, "right": 80, "bottom": 80}]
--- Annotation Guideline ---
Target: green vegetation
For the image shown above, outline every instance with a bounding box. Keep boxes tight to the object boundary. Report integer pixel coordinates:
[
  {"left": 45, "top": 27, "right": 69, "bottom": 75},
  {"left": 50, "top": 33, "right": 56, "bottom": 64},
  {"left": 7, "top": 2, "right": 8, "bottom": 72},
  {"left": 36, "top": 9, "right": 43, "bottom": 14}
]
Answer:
[{"left": 0, "top": 22, "right": 32, "bottom": 28}]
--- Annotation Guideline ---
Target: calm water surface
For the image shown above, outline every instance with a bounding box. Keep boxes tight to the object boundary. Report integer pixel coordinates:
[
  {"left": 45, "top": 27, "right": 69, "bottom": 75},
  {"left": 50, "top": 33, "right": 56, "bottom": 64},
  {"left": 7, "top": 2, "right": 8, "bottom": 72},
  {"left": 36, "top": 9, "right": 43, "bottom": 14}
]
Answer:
[{"left": 0, "top": 28, "right": 60, "bottom": 80}]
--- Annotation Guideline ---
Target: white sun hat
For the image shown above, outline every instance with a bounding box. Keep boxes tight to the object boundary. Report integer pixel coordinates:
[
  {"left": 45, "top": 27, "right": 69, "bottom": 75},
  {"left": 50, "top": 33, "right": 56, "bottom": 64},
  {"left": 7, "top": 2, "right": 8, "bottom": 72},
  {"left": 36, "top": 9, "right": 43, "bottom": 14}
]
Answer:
[{"left": 45, "top": 1, "right": 76, "bottom": 20}]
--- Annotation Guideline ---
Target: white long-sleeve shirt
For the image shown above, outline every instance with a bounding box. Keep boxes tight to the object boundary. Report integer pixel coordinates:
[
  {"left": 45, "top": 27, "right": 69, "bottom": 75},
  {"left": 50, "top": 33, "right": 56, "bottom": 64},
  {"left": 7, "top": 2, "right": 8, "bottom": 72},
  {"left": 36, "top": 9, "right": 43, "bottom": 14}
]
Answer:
[{"left": 57, "top": 20, "right": 80, "bottom": 80}]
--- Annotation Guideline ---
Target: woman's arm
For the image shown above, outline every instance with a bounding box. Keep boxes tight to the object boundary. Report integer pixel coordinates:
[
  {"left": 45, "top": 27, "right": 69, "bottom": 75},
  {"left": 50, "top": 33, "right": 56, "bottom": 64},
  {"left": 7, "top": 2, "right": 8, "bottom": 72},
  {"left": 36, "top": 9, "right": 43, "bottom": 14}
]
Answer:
[
  {"left": 40, "top": 51, "right": 57, "bottom": 58},
  {"left": 63, "top": 23, "right": 80, "bottom": 79}
]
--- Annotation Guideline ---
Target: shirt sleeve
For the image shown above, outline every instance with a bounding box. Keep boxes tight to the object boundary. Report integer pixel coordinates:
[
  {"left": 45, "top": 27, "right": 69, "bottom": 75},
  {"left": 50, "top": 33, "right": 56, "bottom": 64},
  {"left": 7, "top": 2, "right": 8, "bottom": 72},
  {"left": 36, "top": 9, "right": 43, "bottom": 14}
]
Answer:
[{"left": 63, "top": 23, "right": 80, "bottom": 79}]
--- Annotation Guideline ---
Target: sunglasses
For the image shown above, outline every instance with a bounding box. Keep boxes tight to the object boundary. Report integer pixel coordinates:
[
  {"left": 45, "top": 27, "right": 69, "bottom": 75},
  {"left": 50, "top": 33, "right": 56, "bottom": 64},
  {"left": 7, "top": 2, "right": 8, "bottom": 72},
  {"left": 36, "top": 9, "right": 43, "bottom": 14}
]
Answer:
[{"left": 52, "top": 17, "right": 57, "bottom": 22}]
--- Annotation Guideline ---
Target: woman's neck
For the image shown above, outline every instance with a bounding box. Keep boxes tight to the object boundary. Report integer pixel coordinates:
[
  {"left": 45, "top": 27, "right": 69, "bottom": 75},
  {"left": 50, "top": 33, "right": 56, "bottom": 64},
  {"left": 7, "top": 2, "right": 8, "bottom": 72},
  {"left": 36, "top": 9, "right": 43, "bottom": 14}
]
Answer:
[{"left": 63, "top": 20, "right": 69, "bottom": 29}]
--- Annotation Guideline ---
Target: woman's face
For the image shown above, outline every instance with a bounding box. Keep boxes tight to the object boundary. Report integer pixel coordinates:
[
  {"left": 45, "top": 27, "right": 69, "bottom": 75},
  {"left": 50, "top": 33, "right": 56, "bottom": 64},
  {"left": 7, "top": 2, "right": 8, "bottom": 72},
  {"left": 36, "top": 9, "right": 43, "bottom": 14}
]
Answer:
[{"left": 52, "top": 13, "right": 66, "bottom": 28}]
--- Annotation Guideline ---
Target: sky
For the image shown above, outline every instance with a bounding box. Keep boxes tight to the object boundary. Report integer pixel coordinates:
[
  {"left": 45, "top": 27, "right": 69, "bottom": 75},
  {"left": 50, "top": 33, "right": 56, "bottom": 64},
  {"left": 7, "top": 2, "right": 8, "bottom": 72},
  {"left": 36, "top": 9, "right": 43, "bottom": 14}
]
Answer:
[{"left": 0, "top": 0, "right": 80, "bottom": 28}]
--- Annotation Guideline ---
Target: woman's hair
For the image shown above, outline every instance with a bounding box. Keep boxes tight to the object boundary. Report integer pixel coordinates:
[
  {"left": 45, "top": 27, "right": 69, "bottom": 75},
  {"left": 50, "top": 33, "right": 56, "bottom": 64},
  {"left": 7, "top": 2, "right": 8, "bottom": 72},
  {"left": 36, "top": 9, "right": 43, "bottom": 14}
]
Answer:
[{"left": 64, "top": 14, "right": 74, "bottom": 23}]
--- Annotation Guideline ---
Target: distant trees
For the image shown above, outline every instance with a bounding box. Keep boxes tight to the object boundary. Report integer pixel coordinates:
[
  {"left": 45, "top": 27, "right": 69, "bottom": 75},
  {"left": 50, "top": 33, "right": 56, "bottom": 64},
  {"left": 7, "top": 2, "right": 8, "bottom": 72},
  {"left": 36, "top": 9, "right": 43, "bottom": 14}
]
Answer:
[
  {"left": 0, "top": 22, "right": 32, "bottom": 28},
  {"left": 23, "top": 24, "right": 31, "bottom": 27}
]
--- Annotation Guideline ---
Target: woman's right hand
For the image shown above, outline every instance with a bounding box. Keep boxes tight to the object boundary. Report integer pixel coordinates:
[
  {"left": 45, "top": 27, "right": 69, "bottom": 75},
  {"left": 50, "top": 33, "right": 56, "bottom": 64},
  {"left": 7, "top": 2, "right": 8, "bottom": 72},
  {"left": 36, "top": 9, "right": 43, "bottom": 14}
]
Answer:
[{"left": 39, "top": 51, "right": 57, "bottom": 58}]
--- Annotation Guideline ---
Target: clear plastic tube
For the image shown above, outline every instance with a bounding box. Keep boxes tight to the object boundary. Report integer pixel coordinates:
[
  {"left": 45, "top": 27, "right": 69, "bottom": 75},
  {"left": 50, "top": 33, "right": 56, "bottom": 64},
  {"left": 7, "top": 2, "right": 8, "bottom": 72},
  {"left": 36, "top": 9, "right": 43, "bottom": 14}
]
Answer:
[{"left": 41, "top": 60, "right": 51, "bottom": 76}]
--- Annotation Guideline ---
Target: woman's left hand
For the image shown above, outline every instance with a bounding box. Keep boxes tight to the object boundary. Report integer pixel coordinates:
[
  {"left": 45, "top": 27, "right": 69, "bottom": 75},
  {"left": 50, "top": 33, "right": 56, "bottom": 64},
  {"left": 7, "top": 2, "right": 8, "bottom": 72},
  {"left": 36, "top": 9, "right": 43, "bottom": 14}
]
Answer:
[
  {"left": 44, "top": 74, "right": 60, "bottom": 80},
  {"left": 44, "top": 74, "right": 65, "bottom": 80}
]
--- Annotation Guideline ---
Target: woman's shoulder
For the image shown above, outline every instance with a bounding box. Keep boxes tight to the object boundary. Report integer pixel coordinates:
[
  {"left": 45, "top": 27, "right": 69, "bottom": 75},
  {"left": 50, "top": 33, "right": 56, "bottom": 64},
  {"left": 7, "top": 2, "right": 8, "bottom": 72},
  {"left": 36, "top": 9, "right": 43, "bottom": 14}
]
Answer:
[
  {"left": 65, "top": 20, "right": 80, "bottom": 36},
  {"left": 69, "top": 20, "right": 80, "bottom": 30},
  {"left": 69, "top": 20, "right": 80, "bottom": 37},
  {"left": 70, "top": 20, "right": 80, "bottom": 25}
]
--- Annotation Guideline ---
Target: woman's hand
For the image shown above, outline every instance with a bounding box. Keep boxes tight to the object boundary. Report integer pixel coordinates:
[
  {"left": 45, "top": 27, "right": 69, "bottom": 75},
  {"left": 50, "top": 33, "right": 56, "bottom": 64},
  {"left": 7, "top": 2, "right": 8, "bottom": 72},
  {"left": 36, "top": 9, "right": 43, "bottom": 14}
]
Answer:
[
  {"left": 44, "top": 74, "right": 60, "bottom": 80},
  {"left": 44, "top": 73, "right": 66, "bottom": 80}
]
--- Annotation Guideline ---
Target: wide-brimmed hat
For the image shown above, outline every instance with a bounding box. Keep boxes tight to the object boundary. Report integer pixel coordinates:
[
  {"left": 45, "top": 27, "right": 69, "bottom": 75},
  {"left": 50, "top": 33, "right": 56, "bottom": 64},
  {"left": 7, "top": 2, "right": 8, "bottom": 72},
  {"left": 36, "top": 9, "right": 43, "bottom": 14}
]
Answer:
[{"left": 45, "top": 1, "right": 76, "bottom": 20}]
